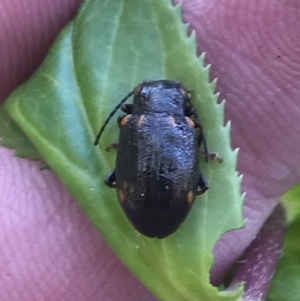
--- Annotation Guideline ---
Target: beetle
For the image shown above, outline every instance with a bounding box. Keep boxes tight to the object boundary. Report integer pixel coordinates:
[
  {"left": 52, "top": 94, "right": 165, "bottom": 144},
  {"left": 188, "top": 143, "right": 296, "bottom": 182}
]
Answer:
[{"left": 94, "top": 80, "right": 212, "bottom": 238}]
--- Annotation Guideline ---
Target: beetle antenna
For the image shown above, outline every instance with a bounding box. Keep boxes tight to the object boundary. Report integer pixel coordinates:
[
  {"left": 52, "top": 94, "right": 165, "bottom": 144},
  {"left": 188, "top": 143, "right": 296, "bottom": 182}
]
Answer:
[
  {"left": 186, "top": 95, "right": 209, "bottom": 162},
  {"left": 94, "top": 90, "right": 134, "bottom": 145}
]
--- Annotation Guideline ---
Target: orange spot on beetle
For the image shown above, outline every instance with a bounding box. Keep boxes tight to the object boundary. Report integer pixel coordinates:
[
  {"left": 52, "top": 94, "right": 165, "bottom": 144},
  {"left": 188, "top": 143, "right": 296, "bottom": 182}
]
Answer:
[
  {"left": 185, "top": 117, "right": 195, "bottom": 128},
  {"left": 187, "top": 191, "right": 194, "bottom": 205},
  {"left": 118, "top": 189, "right": 125, "bottom": 203},
  {"left": 120, "top": 115, "right": 130, "bottom": 126}
]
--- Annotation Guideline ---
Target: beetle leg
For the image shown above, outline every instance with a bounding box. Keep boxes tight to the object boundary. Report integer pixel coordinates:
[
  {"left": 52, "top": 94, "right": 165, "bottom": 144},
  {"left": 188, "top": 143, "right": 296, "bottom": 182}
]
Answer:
[
  {"left": 121, "top": 104, "right": 132, "bottom": 114},
  {"left": 184, "top": 100, "right": 209, "bottom": 161},
  {"left": 105, "top": 143, "right": 118, "bottom": 152},
  {"left": 105, "top": 170, "right": 117, "bottom": 188},
  {"left": 196, "top": 174, "right": 209, "bottom": 195},
  {"left": 184, "top": 106, "right": 194, "bottom": 117},
  {"left": 199, "top": 150, "right": 223, "bottom": 163},
  {"left": 193, "top": 122, "right": 209, "bottom": 161}
]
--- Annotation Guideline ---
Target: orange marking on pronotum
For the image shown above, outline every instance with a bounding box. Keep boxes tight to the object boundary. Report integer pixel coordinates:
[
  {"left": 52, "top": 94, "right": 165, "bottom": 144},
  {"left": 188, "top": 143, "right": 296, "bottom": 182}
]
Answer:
[{"left": 120, "top": 115, "right": 130, "bottom": 126}]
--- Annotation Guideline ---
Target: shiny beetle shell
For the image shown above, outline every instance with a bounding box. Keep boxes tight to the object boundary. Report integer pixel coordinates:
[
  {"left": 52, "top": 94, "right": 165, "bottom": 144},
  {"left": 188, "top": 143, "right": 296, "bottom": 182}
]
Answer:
[{"left": 94, "top": 80, "right": 209, "bottom": 238}]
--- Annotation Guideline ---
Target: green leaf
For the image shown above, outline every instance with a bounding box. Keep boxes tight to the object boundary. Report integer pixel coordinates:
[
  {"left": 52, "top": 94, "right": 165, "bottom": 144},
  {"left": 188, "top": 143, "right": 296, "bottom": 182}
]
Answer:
[
  {"left": 267, "top": 217, "right": 300, "bottom": 301},
  {"left": 0, "top": 0, "right": 243, "bottom": 300},
  {"left": 267, "top": 183, "right": 300, "bottom": 301},
  {"left": 281, "top": 182, "right": 300, "bottom": 223},
  {"left": 0, "top": 98, "right": 43, "bottom": 160}
]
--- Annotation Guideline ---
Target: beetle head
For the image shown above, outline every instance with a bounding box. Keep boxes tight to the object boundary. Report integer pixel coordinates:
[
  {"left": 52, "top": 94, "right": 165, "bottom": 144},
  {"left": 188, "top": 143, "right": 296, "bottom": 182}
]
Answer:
[{"left": 132, "top": 80, "right": 190, "bottom": 114}]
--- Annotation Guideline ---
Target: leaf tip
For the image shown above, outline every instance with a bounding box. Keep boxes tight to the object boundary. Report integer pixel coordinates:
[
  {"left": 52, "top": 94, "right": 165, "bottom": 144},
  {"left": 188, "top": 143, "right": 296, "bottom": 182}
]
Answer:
[
  {"left": 199, "top": 52, "right": 206, "bottom": 60},
  {"left": 225, "top": 120, "right": 231, "bottom": 130},
  {"left": 220, "top": 98, "right": 226, "bottom": 106}
]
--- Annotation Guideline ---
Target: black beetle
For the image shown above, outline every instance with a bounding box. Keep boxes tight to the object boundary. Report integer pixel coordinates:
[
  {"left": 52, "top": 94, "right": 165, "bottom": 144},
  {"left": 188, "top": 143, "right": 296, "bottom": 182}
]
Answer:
[{"left": 94, "top": 80, "right": 211, "bottom": 238}]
